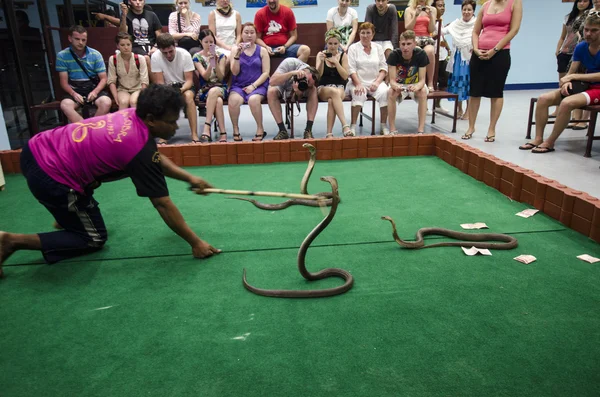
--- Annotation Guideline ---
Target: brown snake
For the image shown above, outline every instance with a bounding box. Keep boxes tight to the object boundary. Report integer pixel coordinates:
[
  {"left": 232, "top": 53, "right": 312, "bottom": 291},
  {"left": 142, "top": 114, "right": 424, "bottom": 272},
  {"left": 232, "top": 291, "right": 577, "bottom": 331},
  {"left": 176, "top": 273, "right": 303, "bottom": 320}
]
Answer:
[
  {"left": 230, "top": 143, "right": 335, "bottom": 210},
  {"left": 381, "top": 216, "right": 518, "bottom": 249},
  {"left": 243, "top": 176, "right": 354, "bottom": 298}
]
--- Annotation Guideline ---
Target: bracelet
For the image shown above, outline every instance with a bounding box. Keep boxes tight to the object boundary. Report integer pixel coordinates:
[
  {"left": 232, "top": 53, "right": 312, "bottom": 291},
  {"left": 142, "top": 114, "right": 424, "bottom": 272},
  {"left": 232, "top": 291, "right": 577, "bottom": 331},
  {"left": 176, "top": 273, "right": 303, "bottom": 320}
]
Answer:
[{"left": 234, "top": 57, "right": 240, "bottom": 60}]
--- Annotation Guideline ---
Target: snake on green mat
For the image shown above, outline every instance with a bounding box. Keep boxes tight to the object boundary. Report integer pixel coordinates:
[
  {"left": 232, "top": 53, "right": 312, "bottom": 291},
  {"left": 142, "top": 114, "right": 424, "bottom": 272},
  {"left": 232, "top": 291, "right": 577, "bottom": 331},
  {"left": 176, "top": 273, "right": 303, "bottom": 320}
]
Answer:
[
  {"left": 381, "top": 216, "right": 518, "bottom": 249},
  {"left": 230, "top": 143, "right": 335, "bottom": 210},
  {"left": 243, "top": 176, "right": 354, "bottom": 298}
]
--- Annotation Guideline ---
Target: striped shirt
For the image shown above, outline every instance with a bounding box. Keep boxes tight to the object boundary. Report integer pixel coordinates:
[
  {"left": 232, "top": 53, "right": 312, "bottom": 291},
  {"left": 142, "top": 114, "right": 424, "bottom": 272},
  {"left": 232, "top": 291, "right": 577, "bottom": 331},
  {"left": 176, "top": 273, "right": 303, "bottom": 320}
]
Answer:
[{"left": 56, "top": 46, "right": 106, "bottom": 81}]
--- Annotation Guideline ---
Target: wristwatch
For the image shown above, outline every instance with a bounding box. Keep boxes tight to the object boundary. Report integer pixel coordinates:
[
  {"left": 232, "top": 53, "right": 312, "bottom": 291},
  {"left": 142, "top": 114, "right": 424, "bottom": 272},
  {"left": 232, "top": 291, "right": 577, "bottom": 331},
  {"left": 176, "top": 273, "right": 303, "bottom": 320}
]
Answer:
[{"left": 493, "top": 47, "right": 499, "bottom": 52}]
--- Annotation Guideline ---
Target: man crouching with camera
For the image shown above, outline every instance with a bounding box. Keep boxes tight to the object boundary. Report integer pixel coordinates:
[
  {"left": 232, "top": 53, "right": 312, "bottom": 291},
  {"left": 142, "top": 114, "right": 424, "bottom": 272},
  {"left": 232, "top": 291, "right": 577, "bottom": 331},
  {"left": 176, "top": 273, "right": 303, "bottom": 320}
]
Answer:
[
  {"left": 267, "top": 58, "right": 320, "bottom": 140},
  {"left": 151, "top": 33, "right": 199, "bottom": 144}
]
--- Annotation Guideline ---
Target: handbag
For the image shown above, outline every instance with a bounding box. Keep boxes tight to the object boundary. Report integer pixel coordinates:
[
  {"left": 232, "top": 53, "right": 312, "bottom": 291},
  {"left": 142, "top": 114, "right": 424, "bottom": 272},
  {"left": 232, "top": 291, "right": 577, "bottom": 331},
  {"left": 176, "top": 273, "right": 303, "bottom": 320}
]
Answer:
[{"left": 177, "top": 12, "right": 201, "bottom": 52}]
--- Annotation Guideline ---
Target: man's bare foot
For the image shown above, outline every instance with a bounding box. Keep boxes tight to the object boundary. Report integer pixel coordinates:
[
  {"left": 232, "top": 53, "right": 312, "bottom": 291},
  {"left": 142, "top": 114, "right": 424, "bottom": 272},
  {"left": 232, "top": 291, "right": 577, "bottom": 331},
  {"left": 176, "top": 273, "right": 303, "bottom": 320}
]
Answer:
[{"left": 0, "top": 232, "right": 15, "bottom": 279}]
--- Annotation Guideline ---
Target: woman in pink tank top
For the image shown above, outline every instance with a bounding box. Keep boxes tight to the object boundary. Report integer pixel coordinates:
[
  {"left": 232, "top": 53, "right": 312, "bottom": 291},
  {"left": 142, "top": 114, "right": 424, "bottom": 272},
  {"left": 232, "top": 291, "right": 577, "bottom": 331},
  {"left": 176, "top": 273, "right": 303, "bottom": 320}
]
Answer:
[
  {"left": 462, "top": 0, "right": 523, "bottom": 143},
  {"left": 404, "top": 0, "right": 437, "bottom": 90}
]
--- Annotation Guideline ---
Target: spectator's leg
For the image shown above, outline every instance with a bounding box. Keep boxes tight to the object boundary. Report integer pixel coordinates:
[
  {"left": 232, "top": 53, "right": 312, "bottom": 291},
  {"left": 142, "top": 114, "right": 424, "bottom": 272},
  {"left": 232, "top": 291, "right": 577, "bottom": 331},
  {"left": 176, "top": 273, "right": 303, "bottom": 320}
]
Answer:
[
  {"left": 183, "top": 90, "right": 198, "bottom": 142},
  {"left": 117, "top": 91, "right": 131, "bottom": 110},
  {"left": 228, "top": 91, "right": 244, "bottom": 139},
  {"left": 415, "top": 88, "right": 428, "bottom": 133},
  {"left": 296, "top": 45, "right": 310, "bottom": 63},
  {"left": 387, "top": 88, "right": 401, "bottom": 133},
  {"left": 248, "top": 94, "right": 266, "bottom": 139},
  {"left": 60, "top": 98, "right": 83, "bottom": 123},
  {"left": 464, "top": 97, "right": 481, "bottom": 138},
  {"left": 423, "top": 45, "right": 435, "bottom": 90},
  {"left": 144, "top": 55, "right": 153, "bottom": 82},
  {"left": 529, "top": 89, "right": 572, "bottom": 148},
  {"left": 129, "top": 90, "right": 141, "bottom": 108},
  {"left": 267, "top": 86, "right": 283, "bottom": 124},
  {"left": 486, "top": 97, "right": 504, "bottom": 141},
  {"left": 215, "top": 96, "right": 227, "bottom": 142},
  {"left": 373, "top": 83, "right": 389, "bottom": 134}
]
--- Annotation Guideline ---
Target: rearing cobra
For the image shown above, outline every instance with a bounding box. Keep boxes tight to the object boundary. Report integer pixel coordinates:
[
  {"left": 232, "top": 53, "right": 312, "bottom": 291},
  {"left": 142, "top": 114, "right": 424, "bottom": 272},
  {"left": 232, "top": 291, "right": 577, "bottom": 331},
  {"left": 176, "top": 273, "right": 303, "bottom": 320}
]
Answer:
[
  {"left": 243, "top": 176, "right": 354, "bottom": 298},
  {"left": 230, "top": 143, "right": 335, "bottom": 210},
  {"left": 381, "top": 216, "right": 518, "bottom": 250}
]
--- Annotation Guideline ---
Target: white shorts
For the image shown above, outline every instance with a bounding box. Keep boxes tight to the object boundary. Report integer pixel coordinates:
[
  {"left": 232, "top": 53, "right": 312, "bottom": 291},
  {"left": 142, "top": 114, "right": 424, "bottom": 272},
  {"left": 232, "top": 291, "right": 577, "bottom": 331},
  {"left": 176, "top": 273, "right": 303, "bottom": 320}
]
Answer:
[
  {"left": 346, "top": 81, "right": 389, "bottom": 107},
  {"left": 396, "top": 85, "right": 430, "bottom": 103},
  {"left": 373, "top": 40, "right": 394, "bottom": 53}
]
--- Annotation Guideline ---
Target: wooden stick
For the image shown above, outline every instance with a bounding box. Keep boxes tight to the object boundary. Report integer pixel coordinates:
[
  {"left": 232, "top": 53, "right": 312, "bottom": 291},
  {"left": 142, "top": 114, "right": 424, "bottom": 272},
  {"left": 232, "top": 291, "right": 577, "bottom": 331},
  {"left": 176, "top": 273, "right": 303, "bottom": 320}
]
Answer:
[{"left": 202, "top": 188, "right": 323, "bottom": 201}]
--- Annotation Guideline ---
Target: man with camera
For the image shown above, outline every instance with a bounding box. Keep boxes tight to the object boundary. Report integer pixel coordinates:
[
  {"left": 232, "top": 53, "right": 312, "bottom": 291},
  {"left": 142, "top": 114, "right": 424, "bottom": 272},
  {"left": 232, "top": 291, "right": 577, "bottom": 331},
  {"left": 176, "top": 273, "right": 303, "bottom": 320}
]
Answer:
[
  {"left": 254, "top": 0, "right": 311, "bottom": 63},
  {"left": 267, "top": 58, "right": 319, "bottom": 140},
  {"left": 151, "top": 33, "right": 199, "bottom": 143},
  {"left": 386, "top": 30, "right": 430, "bottom": 134},
  {"left": 57, "top": 25, "right": 112, "bottom": 124},
  {"left": 520, "top": 14, "right": 600, "bottom": 153}
]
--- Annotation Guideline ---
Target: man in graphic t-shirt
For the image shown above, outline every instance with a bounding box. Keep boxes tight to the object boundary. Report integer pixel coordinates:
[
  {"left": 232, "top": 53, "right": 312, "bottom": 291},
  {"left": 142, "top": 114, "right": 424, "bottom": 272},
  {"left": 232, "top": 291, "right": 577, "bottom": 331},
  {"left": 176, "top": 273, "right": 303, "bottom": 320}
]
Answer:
[
  {"left": 0, "top": 85, "right": 220, "bottom": 279},
  {"left": 254, "top": 0, "right": 310, "bottom": 62},
  {"left": 386, "top": 30, "right": 429, "bottom": 134},
  {"left": 119, "top": 0, "right": 162, "bottom": 76}
]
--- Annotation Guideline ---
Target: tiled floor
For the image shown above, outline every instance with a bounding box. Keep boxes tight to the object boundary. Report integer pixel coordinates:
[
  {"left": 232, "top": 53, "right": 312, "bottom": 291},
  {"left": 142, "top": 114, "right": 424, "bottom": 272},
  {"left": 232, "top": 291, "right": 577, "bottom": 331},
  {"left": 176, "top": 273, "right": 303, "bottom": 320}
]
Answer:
[{"left": 167, "top": 89, "right": 600, "bottom": 198}]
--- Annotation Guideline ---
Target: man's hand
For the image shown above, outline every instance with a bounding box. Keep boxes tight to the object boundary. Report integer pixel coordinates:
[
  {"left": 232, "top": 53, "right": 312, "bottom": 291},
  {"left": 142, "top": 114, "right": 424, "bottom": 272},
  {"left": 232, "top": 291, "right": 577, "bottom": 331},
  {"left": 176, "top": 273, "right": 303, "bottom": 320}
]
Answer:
[
  {"left": 92, "top": 12, "right": 105, "bottom": 21},
  {"left": 120, "top": 2, "right": 128, "bottom": 17},
  {"left": 560, "top": 82, "right": 572, "bottom": 96},
  {"left": 275, "top": 46, "right": 286, "bottom": 55},
  {"left": 73, "top": 92, "right": 85, "bottom": 105},
  {"left": 408, "top": 84, "right": 419, "bottom": 92},
  {"left": 560, "top": 74, "right": 574, "bottom": 86},
  {"left": 190, "top": 177, "right": 213, "bottom": 195},
  {"left": 192, "top": 239, "right": 221, "bottom": 259},
  {"left": 87, "top": 91, "right": 98, "bottom": 103},
  {"left": 266, "top": 46, "right": 274, "bottom": 56}
]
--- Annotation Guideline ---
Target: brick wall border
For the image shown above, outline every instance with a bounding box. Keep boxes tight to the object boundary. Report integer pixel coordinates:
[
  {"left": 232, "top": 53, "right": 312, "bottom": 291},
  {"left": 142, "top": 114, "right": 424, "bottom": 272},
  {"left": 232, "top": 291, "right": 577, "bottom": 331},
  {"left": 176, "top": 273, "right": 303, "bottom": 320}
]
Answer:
[{"left": 2, "top": 133, "right": 599, "bottom": 243}]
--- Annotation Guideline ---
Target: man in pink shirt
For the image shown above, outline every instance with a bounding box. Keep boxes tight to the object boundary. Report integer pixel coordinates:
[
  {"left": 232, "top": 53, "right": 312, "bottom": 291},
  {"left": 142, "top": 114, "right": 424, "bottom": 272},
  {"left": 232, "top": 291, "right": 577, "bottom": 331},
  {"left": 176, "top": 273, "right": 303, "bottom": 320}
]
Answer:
[
  {"left": 254, "top": 0, "right": 310, "bottom": 62},
  {"left": 0, "top": 85, "right": 220, "bottom": 279}
]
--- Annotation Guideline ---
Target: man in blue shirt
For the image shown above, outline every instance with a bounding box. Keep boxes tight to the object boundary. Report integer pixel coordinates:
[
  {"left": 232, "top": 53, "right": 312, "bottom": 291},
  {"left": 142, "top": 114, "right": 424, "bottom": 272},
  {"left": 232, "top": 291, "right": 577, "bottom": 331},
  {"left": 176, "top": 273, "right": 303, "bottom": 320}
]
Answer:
[
  {"left": 520, "top": 14, "right": 600, "bottom": 153},
  {"left": 56, "top": 25, "right": 112, "bottom": 123}
]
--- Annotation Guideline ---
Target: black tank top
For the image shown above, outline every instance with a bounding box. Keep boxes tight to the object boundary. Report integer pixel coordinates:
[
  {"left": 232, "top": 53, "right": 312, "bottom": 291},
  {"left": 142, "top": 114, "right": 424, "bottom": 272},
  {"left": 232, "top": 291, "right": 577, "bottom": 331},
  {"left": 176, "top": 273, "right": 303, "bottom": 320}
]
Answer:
[{"left": 319, "top": 53, "right": 347, "bottom": 87}]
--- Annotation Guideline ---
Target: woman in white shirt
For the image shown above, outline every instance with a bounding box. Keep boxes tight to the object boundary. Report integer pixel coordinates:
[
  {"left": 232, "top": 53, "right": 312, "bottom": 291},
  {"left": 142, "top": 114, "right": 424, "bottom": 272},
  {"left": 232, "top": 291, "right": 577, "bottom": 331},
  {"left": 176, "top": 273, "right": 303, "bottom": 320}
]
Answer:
[
  {"left": 326, "top": 0, "right": 359, "bottom": 52},
  {"left": 208, "top": 0, "right": 242, "bottom": 58},
  {"left": 168, "top": 0, "right": 202, "bottom": 55},
  {"left": 346, "top": 22, "right": 389, "bottom": 136}
]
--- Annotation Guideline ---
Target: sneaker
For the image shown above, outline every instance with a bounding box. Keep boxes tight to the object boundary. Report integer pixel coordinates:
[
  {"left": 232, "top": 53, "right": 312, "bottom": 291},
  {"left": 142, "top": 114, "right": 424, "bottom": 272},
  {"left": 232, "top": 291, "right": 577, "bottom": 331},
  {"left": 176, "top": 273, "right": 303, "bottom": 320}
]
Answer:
[
  {"left": 426, "top": 109, "right": 433, "bottom": 116},
  {"left": 303, "top": 130, "right": 314, "bottom": 139},
  {"left": 273, "top": 130, "right": 289, "bottom": 140},
  {"left": 436, "top": 106, "right": 451, "bottom": 115},
  {"left": 381, "top": 126, "right": 390, "bottom": 136}
]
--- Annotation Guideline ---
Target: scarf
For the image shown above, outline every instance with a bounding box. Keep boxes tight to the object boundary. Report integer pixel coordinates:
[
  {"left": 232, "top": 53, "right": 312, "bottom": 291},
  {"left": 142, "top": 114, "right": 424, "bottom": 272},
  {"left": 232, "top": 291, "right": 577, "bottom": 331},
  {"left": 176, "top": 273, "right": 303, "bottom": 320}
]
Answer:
[
  {"left": 325, "top": 28, "right": 342, "bottom": 43},
  {"left": 443, "top": 16, "right": 475, "bottom": 72},
  {"left": 216, "top": 5, "right": 232, "bottom": 16}
]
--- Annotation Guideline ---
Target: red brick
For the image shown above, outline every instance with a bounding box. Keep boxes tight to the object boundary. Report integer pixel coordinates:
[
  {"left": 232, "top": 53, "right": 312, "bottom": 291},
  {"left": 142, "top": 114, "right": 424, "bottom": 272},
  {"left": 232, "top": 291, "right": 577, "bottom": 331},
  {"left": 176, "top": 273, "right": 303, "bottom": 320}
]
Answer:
[
  {"left": 590, "top": 224, "right": 600, "bottom": 243},
  {"left": 225, "top": 142, "right": 237, "bottom": 156},
  {"left": 368, "top": 136, "right": 384, "bottom": 148},
  {"left": 290, "top": 139, "right": 311, "bottom": 152},
  {"left": 290, "top": 151, "right": 308, "bottom": 162},
  {"left": 253, "top": 142, "right": 264, "bottom": 154},
  {"left": 545, "top": 182, "right": 566, "bottom": 207},
  {"left": 182, "top": 145, "right": 200, "bottom": 156},
  {"left": 183, "top": 156, "right": 201, "bottom": 167},
  {"left": 435, "top": 147, "right": 442, "bottom": 158},
  {"left": 0, "top": 153, "right": 13, "bottom": 173},
  {"left": 263, "top": 141, "right": 280, "bottom": 153},
  {"left": 253, "top": 153, "right": 264, "bottom": 163},
  {"left": 209, "top": 144, "right": 227, "bottom": 155},
  {"left": 573, "top": 192, "right": 596, "bottom": 219},
  {"left": 332, "top": 138, "right": 343, "bottom": 152},
  {"left": 571, "top": 214, "right": 592, "bottom": 236},
  {"left": 279, "top": 141, "right": 290, "bottom": 154},
  {"left": 227, "top": 155, "right": 237, "bottom": 164},
  {"left": 367, "top": 147, "right": 383, "bottom": 158},
  {"left": 358, "top": 137, "right": 369, "bottom": 151},
  {"left": 383, "top": 135, "right": 394, "bottom": 149},
  {"left": 210, "top": 155, "right": 227, "bottom": 166},
  {"left": 520, "top": 190, "right": 535, "bottom": 206},
  {"left": 237, "top": 153, "right": 254, "bottom": 164},
  {"left": 392, "top": 135, "right": 409, "bottom": 147},
  {"left": 543, "top": 200, "right": 562, "bottom": 221},
  {"left": 342, "top": 149, "right": 358, "bottom": 159},
  {"left": 393, "top": 146, "right": 409, "bottom": 156},
  {"left": 467, "top": 164, "right": 478, "bottom": 179},
  {"left": 332, "top": 149, "right": 342, "bottom": 160},
  {"left": 236, "top": 142, "right": 254, "bottom": 154},
  {"left": 263, "top": 152, "right": 281, "bottom": 163},
  {"left": 499, "top": 179, "right": 513, "bottom": 197},
  {"left": 280, "top": 151, "right": 290, "bottom": 162},
  {"left": 342, "top": 138, "right": 358, "bottom": 149},
  {"left": 158, "top": 146, "right": 174, "bottom": 157},
  {"left": 533, "top": 177, "right": 548, "bottom": 211},
  {"left": 418, "top": 134, "right": 434, "bottom": 146},
  {"left": 316, "top": 150, "right": 333, "bottom": 160},
  {"left": 408, "top": 135, "right": 419, "bottom": 156},
  {"left": 383, "top": 147, "right": 393, "bottom": 157}
]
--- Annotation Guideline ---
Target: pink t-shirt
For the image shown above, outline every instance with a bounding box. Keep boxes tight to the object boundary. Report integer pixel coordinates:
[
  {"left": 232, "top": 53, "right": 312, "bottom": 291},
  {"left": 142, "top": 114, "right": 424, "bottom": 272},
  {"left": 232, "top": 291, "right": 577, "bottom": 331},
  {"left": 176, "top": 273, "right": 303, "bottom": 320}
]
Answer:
[
  {"left": 29, "top": 108, "right": 168, "bottom": 197},
  {"left": 414, "top": 15, "right": 431, "bottom": 37},
  {"left": 479, "top": 0, "right": 514, "bottom": 50},
  {"left": 254, "top": 5, "right": 297, "bottom": 47}
]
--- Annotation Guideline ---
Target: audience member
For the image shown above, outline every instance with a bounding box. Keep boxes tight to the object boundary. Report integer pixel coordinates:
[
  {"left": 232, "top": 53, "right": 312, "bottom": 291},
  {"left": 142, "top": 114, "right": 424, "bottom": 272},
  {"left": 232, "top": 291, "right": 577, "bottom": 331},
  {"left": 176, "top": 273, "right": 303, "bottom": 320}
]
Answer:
[
  {"left": 387, "top": 30, "right": 429, "bottom": 134},
  {"left": 347, "top": 22, "right": 389, "bottom": 136},
  {"left": 464, "top": 0, "right": 522, "bottom": 142},
  {"left": 433, "top": 0, "right": 451, "bottom": 114},
  {"left": 268, "top": 58, "right": 320, "bottom": 140},
  {"left": 0, "top": 85, "right": 220, "bottom": 278},
  {"left": 316, "top": 29, "right": 352, "bottom": 138},
  {"left": 57, "top": 25, "right": 111, "bottom": 123},
  {"left": 168, "top": 0, "right": 202, "bottom": 56},
  {"left": 254, "top": 0, "right": 310, "bottom": 62},
  {"left": 442, "top": 0, "right": 476, "bottom": 120},
  {"left": 519, "top": 14, "right": 600, "bottom": 154},
  {"left": 228, "top": 23, "right": 270, "bottom": 142},
  {"left": 404, "top": 0, "right": 437, "bottom": 91},
  {"left": 209, "top": 0, "right": 242, "bottom": 57},
  {"left": 151, "top": 33, "right": 198, "bottom": 143},
  {"left": 193, "top": 29, "right": 229, "bottom": 142},
  {"left": 107, "top": 32, "right": 149, "bottom": 109},
  {"left": 119, "top": 0, "right": 162, "bottom": 76},
  {"left": 326, "top": 0, "right": 359, "bottom": 52},
  {"left": 364, "top": 0, "right": 398, "bottom": 59}
]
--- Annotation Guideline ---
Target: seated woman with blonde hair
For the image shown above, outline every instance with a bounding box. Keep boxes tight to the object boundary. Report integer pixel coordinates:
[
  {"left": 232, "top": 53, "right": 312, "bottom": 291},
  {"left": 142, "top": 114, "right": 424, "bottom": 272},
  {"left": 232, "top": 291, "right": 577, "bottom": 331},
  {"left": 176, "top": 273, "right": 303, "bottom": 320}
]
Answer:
[
  {"left": 107, "top": 32, "right": 149, "bottom": 109},
  {"left": 404, "top": 0, "right": 437, "bottom": 91},
  {"left": 316, "top": 28, "right": 352, "bottom": 138},
  {"left": 168, "top": 0, "right": 202, "bottom": 55}
]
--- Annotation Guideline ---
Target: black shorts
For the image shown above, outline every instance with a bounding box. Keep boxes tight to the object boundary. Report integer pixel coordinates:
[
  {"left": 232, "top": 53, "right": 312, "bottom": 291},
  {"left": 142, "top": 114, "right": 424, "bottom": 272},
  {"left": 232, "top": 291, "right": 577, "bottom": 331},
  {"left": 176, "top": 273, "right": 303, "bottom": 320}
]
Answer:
[
  {"left": 557, "top": 52, "right": 572, "bottom": 74},
  {"left": 67, "top": 80, "right": 109, "bottom": 103},
  {"left": 438, "top": 59, "right": 449, "bottom": 90},
  {"left": 469, "top": 49, "right": 511, "bottom": 98}
]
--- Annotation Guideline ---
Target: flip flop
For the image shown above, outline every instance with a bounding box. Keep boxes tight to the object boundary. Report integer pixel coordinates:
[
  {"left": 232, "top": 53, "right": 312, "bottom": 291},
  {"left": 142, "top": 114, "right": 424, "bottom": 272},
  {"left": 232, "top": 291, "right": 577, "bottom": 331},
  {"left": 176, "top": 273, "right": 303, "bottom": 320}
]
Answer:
[
  {"left": 531, "top": 146, "right": 555, "bottom": 154},
  {"left": 252, "top": 132, "right": 267, "bottom": 141},
  {"left": 519, "top": 142, "right": 537, "bottom": 150},
  {"left": 572, "top": 124, "right": 589, "bottom": 130}
]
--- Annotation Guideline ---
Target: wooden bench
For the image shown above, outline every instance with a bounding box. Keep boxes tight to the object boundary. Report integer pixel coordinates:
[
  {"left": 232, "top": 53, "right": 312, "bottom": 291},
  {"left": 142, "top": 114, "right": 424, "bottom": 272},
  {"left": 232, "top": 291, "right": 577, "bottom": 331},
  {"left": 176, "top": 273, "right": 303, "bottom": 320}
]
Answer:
[{"left": 525, "top": 97, "right": 598, "bottom": 157}]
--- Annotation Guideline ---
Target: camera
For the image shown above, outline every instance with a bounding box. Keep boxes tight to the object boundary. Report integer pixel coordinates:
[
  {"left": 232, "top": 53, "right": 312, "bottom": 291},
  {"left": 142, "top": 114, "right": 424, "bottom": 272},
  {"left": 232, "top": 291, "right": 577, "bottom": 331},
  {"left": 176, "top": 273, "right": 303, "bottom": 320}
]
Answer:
[
  {"left": 241, "top": 42, "right": 251, "bottom": 50},
  {"left": 324, "top": 51, "right": 333, "bottom": 58},
  {"left": 294, "top": 75, "right": 309, "bottom": 91},
  {"left": 421, "top": 6, "right": 428, "bottom": 11},
  {"left": 169, "top": 82, "right": 183, "bottom": 90}
]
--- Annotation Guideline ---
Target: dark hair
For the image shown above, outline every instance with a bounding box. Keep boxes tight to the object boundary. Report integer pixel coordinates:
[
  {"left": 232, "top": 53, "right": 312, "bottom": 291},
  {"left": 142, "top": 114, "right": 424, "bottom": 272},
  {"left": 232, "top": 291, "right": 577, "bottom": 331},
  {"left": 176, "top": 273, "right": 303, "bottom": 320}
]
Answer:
[
  {"left": 136, "top": 85, "right": 184, "bottom": 120},
  {"left": 115, "top": 32, "right": 133, "bottom": 44},
  {"left": 461, "top": 0, "right": 477, "bottom": 12},
  {"left": 305, "top": 66, "right": 320, "bottom": 86},
  {"left": 68, "top": 25, "right": 87, "bottom": 36},
  {"left": 156, "top": 33, "right": 175, "bottom": 49},
  {"left": 241, "top": 22, "right": 256, "bottom": 32},
  {"left": 568, "top": 0, "right": 592, "bottom": 26},
  {"left": 198, "top": 29, "right": 216, "bottom": 43},
  {"left": 15, "top": 10, "right": 30, "bottom": 24}
]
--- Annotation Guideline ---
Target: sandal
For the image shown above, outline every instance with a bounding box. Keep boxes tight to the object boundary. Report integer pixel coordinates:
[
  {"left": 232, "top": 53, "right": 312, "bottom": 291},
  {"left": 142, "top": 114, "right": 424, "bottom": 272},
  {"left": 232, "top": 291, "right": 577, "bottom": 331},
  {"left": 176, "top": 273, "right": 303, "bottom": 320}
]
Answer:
[
  {"left": 325, "top": 132, "right": 334, "bottom": 138},
  {"left": 572, "top": 124, "right": 589, "bottom": 130},
  {"left": 233, "top": 133, "right": 243, "bottom": 142},
  {"left": 519, "top": 142, "right": 537, "bottom": 150},
  {"left": 199, "top": 134, "right": 212, "bottom": 143},
  {"left": 157, "top": 140, "right": 168, "bottom": 145},
  {"left": 484, "top": 135, "right": 496, "bottom": 143},
  {"left": 218, "top": 132, "right": 227, "bottom": 143},
  {"left": 252, "top": 131, "right": 267, "bottom": 141},
  {"left": 461, "top": 132, "right": 474, "bottom": 140},
  {"left": 531, "top": 146, "right": 555, "bottom": 154},
  {"left": 191, "top": 139, "right": 201, "bottom": 144}
]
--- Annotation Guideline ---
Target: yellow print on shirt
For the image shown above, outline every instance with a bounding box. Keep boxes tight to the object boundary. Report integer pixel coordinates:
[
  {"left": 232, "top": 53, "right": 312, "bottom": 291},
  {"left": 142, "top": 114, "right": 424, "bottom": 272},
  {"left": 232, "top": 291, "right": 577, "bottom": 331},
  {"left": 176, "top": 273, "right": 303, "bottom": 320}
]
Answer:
[
  {"left": 114, "top": 116, "right": 133, "bottom": 142},
  {"left": 71, "top": 120, "right": 107, "bottom": 143}
]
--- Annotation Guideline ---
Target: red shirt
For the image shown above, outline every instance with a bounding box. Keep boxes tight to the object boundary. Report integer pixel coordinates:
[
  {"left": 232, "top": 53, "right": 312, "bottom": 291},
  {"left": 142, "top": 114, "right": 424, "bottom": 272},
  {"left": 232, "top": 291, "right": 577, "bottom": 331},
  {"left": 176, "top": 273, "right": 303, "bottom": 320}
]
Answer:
[{"left": 254, "top": 5, "right": 297, "bottom": 47}]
